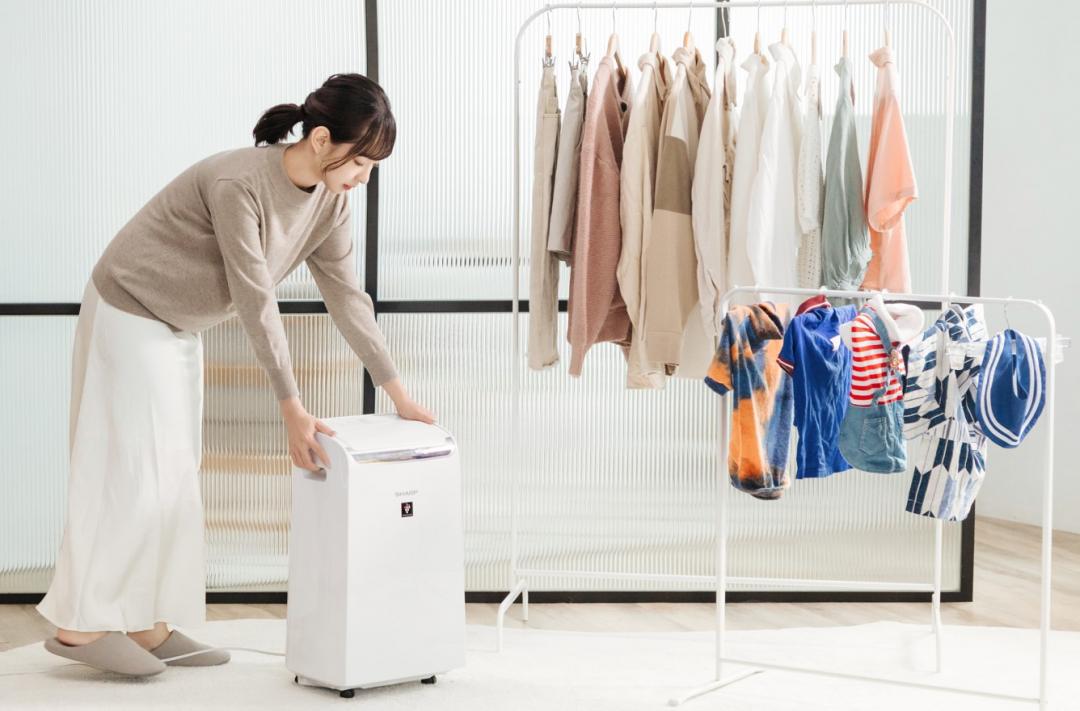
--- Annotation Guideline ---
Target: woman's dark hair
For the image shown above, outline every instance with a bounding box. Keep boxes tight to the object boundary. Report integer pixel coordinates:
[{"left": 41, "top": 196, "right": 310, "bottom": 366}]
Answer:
[{"left": 252, "top": 72, "right": 396, "bottom": 171}]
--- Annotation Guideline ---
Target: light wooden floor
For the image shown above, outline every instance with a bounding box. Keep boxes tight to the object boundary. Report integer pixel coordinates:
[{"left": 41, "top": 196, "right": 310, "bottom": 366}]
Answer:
[{"left": 2, "top": 517, "right": 1077, "bottom": 653}]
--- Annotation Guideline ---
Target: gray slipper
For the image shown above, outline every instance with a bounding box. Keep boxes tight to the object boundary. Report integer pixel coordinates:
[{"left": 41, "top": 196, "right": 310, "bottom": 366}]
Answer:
[
  {"left": 43, "top": 631, "right": 167, "bottom": 676},
  {"left": 148, "top": 629, "right": 230, "bottom": 666}
]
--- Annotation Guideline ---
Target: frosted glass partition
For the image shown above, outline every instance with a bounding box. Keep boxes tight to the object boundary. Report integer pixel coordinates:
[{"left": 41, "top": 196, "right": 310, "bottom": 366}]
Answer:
[
  {"left": 0, "top": 0, "right": 369, "bottom": 303},
  {"left": 376, "top": 1, "right": 719, "bottom": 301},
  {"left": 2, "top": 1, "right": 972, "bottom": 598},
  {"left": 201, "top": 315, "right": 370, "bottom": 592},
  {"left": 377, "top": 1, "right": 974, "bottom": 301},
  {"left": 375, "top": 312, "right": 962, "bottom": 592},
  {"left": 3, "top": 307, "right": 961, "bottom": 595},
  {"left": 0, "top": 0, "right": 373, "bottom": 595},
  {"left": 0, "top": 314, "right": 369, "bottom": 594},
  {"left": 0, "top": 318, "right": 77, "bottom": 594}
]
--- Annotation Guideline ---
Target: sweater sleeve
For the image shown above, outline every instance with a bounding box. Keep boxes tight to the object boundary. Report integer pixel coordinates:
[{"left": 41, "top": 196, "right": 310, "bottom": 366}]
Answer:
[
  {"left": 306, "top": 199, "right": 399, "bottom": 387},
  {"left": 209, "top": 178, "right": 299, "bottom": 401}
]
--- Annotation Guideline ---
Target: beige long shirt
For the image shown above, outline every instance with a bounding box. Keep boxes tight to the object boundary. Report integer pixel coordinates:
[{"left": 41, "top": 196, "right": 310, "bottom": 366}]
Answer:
[
  {"left": 643, "top": 46, "right": 712, "bottom": 376},
  {"left": 618, "top": 50, "right": 671, "bottom": 389}
]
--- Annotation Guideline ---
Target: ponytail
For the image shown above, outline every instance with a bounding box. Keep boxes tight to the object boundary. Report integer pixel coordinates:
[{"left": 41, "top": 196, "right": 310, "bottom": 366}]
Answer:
[
  {"left": 252, "top": 103, "right": 305, "bottom": 145},
  {"left": 252, "top": 74, "right": 395, "bottom": 170}
]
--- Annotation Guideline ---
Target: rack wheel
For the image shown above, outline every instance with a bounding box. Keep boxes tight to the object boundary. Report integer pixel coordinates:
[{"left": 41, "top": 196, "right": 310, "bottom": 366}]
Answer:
[
  {"left": 421, "top": 675, "right": 437, "bottom": 685},
  {"left": 294, "top": 676, "right": 298, "bottom": 684},
  {"left": 340, "top": 689, "right": 355, "bottom": 698}
]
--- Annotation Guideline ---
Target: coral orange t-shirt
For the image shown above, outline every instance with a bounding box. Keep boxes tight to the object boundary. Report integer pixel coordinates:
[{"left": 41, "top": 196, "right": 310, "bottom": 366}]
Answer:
[{"left": 860, "top": 45, "right": 918, "bottom": 293}]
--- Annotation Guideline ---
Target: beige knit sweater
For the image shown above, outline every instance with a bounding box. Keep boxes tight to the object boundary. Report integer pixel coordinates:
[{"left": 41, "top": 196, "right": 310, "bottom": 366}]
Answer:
[{"left": 91, "top": 142, "right": 397, "bottom": 400}]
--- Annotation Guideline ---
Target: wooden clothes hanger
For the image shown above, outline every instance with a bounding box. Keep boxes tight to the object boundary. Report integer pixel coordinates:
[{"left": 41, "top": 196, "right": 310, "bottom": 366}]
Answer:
[
  {"left": 683, "top": 0, "right": 695, "bottom": 51},
  {"left": 605, "top": 1, "right": 626, "bottom": 74},
  {"left": 754, "top": 0, "right": 762, "bottom": 55},
  {"left": 649, "top": 2, "right": 660, "bottom": 54},
  {"left": 571, "top": 2, "right": 589, "bottom": 71},
  {"left": 884, "top": 0, "right": 893, "bottom": 47},
  {"left": 781, "top": 0, "right": 790, "bottom": 47},
  {"left": 842, "top": 0, "right": 849, "bottom": 58},
  {"left": 543, "top": 4, "right": 555, "bottom": 67}
]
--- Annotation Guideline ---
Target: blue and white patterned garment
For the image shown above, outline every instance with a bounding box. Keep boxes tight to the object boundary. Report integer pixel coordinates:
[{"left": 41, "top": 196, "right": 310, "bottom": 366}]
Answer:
[{"left": 902, "top": 305, "right": 989, "bottom": 522}]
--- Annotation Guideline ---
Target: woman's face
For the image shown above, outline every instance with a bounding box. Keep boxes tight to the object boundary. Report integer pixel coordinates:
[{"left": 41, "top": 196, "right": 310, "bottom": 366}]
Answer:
[{"left": 319, "top": 138, "right": 379, "bottom": 195}]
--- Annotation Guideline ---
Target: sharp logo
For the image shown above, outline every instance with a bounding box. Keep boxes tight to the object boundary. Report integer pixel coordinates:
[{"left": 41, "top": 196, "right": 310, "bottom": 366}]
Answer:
[{"left": 395, "top": 489, "right": 418, "bottom": 497}]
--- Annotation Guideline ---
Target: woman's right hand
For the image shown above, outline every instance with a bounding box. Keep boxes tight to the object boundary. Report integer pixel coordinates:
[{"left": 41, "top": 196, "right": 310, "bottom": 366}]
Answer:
[{"left": 279, "top": 396, "right": 336, "bottom": 472}]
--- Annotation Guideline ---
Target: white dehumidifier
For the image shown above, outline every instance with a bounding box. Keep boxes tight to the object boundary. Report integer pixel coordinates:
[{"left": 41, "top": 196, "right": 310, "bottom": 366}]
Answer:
[{"left": 285, "top": 413, "right": 466, "bottom": 698}]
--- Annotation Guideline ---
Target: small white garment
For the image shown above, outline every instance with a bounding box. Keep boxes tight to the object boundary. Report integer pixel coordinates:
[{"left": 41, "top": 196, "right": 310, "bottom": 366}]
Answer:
[
  {"left": 726, "top": 50, "right": 772, "bottom": 301},
  {"left": 692, "top": 37, "right": 739, "bottom": 347},
  {"left": 36, "top": 278, "right": 207, "bottom": 632},
  {"left": 839, "top": 292, "right": 926, "bottom": 348},
  {"left": 746, "top": 42, "right": 803, "bottom": 302},
  {"left": 796, "top": 59, "right": 824, "bottom": 288}
]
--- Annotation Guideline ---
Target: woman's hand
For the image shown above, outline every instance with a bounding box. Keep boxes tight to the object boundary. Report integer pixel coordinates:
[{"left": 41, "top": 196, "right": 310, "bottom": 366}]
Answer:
[
  {"left": 381, "top": 377, "right": 437, "bottom": 424},
  {"left": 396, "top": 398, "right": 437, "bottom": 424},
  {"left": 279, "top": 396, "right": 337, "bottom": 472}
]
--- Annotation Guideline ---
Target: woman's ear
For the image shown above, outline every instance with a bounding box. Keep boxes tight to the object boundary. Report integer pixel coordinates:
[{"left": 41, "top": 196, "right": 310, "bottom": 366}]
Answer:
[{"left": 310, "top": 125, "right": 332, "bottom": 154}]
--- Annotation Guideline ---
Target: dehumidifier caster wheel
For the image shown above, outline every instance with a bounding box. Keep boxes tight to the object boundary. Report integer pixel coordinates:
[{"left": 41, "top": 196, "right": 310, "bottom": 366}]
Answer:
[
  {"left": 421, "top": 675, "right": 437, "bottom": 685},
  {"left": 294, "top": 675, "right": 298, "bottom": 684},
  {"left": 340, "top": 689, "right": 355, "bottom": 698}
]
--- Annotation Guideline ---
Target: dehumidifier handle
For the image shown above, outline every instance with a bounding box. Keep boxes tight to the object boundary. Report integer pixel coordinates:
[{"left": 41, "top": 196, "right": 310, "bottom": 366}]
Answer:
[{"left": 343, "top": 436, "right": 456, "bottom": 463}]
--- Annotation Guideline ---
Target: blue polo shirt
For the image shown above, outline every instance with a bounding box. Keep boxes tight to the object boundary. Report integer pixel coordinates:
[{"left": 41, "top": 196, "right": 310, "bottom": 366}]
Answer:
[{"left": 777, "top": 296, "right": 858, "bottom": 478}]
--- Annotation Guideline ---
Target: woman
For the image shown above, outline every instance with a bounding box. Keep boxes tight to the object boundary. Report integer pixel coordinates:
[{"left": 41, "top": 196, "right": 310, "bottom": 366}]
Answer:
[{"left": 35, "top": 73, "right": 435, "bottom": 675}]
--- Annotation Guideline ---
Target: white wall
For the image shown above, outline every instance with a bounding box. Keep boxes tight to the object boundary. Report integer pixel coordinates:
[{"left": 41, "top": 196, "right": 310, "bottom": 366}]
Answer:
[{"left": 976, "top": 1, "right": 1080, "bottom": 533}]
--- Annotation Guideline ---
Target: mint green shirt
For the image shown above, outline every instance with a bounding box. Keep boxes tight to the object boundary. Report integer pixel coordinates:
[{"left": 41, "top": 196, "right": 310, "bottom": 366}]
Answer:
[{"left": 821, "top": 57, "right": 871, "bottom": 290}]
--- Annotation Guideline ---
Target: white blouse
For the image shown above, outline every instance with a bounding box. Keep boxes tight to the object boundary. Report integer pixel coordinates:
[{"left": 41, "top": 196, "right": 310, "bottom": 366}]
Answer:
[{"left": 746, "top": 42, "right": 803, "bottom": 301}]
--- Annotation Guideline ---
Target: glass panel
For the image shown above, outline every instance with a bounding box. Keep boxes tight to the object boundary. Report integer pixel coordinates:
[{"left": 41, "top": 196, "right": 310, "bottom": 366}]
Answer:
[
  {"left": 1, "top": 2, "right": 972, "bottom": 598},
  {"left": 0, "top": 318, "right": 77, "bottom": 594},
  {"left": 377, "top": 1, "right": 974, "bottom": 302},
  {"left": 202, "top": 315, "right": 366, "bottom": 591},
  {"left": 377, "top": 1, "right": 719, "bottom": 301},
  {"left": 0, "top": 0, "right": 368, "bottom": 303},
  {"left": 375, "top": 312, "right": 962, "bottom": 592},
  {"left": 0, "top": 314, "right": 373, "bottom": 594}
]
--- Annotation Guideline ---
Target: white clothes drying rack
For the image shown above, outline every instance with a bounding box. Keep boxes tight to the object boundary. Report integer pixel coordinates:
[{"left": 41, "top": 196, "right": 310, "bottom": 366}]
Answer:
[{"left": 498, "top": 2, "right": 1065, "bottom": 709}]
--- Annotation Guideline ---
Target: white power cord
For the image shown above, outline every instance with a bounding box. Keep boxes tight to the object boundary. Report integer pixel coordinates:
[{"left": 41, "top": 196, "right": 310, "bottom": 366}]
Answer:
[
  {"left": 159, "top": 645, "right": 286, "bottom": 663},
  {"left": 0, "top": 645, "right": 285, "bottom": 677}
]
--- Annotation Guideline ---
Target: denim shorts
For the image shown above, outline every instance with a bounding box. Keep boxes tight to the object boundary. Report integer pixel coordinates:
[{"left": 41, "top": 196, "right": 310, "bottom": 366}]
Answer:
[
  {"left": 837, "top": 308, "right": 907, "bottom": 474},
  {"left": 838, "top": 396, "right": 906, "bottom": 473}
]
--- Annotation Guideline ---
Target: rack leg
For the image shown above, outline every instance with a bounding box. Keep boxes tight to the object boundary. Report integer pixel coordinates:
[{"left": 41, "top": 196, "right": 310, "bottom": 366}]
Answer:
[
  {"left": 932, "top": 519, "right": 944, "bottom": 673},
  {"left": 671, "top": 337, "right": 766, "bottom": 708},
  {"left": 668, "top": 668, "right": 764, "bottom": 707},
  {"left": 715, "top": 393, "right": 730, "bottom": 682},
  {"left": 1038, "top": 321, "right": 1057, "bottom": 710},
  {"left": 496, "top": 578, "right": 528, "bottom": 652},
  {"left": 522, "top": 586, "right": 529, "bottom": 622}
]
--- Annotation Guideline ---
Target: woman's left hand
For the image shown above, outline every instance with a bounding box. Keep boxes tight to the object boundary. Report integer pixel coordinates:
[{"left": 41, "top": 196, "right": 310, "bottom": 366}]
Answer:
[
  {"left": 396, "top": 398, "right": 437, "bottom": 424},
  {"left": 381, "top": 377, "right": 437, "bottom": 424}
]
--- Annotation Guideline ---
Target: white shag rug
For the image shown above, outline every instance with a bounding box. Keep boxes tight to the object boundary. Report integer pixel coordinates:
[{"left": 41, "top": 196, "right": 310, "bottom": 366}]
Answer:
[{"left": 1, "top": 620, "right": 1078, "bottom": 710}]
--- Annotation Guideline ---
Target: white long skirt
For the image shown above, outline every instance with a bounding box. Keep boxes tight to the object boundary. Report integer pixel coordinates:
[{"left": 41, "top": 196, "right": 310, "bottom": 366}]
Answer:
[{"left": 35, "top": 278, "right": 206, "bottom": 632}]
